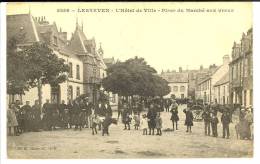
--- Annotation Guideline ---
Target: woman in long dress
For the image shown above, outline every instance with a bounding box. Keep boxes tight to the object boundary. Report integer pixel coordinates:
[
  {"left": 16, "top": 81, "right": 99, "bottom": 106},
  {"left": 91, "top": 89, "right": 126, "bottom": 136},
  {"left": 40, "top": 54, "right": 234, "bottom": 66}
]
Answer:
[{"left": 7, "top": 103, "right": 19, "bottom": 136}]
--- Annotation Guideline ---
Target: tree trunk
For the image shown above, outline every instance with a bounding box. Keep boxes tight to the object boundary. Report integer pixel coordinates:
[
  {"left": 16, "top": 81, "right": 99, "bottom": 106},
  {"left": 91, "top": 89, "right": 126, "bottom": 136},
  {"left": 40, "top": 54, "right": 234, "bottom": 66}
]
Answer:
[{"left": 37, "top": 78, "right": 43, "bottom": 113}]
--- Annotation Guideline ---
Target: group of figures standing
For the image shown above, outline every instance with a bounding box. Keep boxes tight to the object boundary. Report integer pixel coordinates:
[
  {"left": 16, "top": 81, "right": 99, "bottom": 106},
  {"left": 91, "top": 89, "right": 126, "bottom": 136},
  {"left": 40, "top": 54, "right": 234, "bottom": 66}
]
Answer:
[
  {"left": 7, "top": 97, "right": 253, "bottom": 140},
  {"left": 7, "top": 97, "right": 114, "bottom": 136}
]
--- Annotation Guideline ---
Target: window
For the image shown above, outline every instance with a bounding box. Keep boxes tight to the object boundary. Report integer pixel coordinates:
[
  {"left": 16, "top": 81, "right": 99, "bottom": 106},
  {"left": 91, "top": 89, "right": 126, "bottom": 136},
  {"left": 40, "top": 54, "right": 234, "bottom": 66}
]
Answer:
[
  {"left": 76, "top": 87, "right": 80, "bottom": 97},
  {"left": 180, "top": 86, "right": 185, "bottom": 92},
  {"left": 76, "top": 65, "right": 80, "bottom": 80},
  {"left": 244, "top": 90, "right": 247, "bottom": 107},
  {"left": 244, "top": 58, "right": 248, "bottom": 77},
  {"left": 250, "top": 89, "right": 253, "bottom": 105},
  {"left": 69, "top": 62, "right": 73, "bottom": 78},
  {"left": 173, "top": 86, "right": 178, "bottom": 92},
  {"left": 68, "top": 86, "right": 73, "bottom": 101},
  {"left": 53, "top": 36, "right": 58, "bottom": 45}
]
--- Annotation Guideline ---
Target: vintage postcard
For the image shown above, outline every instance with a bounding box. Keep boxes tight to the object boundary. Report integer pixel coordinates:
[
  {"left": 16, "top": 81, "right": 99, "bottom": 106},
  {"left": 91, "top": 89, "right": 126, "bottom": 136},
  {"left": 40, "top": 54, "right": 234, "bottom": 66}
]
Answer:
[{"left": 4, "top": 2, "right": 253, "bottom": 159}]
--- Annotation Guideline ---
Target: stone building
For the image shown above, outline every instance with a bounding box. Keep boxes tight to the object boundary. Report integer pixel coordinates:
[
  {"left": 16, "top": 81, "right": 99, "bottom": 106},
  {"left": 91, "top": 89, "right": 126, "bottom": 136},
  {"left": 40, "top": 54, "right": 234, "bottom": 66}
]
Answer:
[
  {"left": 160, "top": 69, "right": 189, "bottom": 99},
  {"left": 196, "top": 55, "right": 230, "bottom": 104},
  {"left": 229, "top": 28, "right": 253, "bottom": 108},
  {"left": 7, "top": 13, "right": 107, "bottom": 105},
  {"left": 213, "top": 73, "right": 229, "bottom": 105}
]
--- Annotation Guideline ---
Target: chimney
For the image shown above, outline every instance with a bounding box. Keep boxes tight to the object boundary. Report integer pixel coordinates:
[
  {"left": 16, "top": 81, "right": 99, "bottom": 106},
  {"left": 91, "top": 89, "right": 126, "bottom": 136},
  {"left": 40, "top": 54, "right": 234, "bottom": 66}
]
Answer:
[
  {"left": 200, "top": 65, "right": 203, "bottom": 71},
  {"left": 223, "top": 55, "right": 230, "bottom": 65},
  {"left": 179, "top": 67, "right": 182, "bottom": 73}
]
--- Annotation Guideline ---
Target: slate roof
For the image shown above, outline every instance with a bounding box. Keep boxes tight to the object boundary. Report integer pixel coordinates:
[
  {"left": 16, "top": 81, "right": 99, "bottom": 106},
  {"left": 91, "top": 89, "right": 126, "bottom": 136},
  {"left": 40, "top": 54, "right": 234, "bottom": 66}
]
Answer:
[
  {"left": 7, "top": 14, "right": 39, "bottom": 44},
  {"left": 214, "top": 72, "right": 229, "bottom": 86},
  {"left": 161, "top": 72, "right": 188, "bottom": 83}
]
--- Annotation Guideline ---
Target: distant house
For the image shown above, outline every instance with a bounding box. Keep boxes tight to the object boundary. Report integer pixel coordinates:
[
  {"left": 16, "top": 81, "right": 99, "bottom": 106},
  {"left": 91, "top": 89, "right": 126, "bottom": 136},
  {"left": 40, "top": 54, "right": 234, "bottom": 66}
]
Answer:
[
  {"left": 197, "top": 55, "right": 230, "bottom": 104},
  {"left": 213, "top": 73, "right": 229, "bottom": 105},
  {"left": 160, "top": 70, "right": 188, "bottom": 99}
]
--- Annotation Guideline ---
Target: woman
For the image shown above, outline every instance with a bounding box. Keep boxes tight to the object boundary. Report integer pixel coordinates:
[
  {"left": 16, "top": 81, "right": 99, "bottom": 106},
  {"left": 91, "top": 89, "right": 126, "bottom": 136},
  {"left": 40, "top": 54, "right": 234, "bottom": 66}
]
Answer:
[
  {"left": 183, "top": 108, "right": 193, "bottom": 133},
  {"left": 7, "top": 104, "right": 19, "bottom": 136}
]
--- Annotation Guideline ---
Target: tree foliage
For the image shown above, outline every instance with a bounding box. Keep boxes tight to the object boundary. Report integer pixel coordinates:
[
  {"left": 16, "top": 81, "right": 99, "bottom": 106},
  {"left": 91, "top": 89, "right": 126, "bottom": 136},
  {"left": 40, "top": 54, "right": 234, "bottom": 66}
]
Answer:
[
  {"left": 7, "top": 39, "right": 69, "bottom": 107},
  {"left": 22, "top": 42, "right": 69, "bottom": 87},
  {"left": 7, "top": 37, "right": 29, "bottom": 95},
  {"left": 102, "top": 56, "right": 170, "bottom": 97}
]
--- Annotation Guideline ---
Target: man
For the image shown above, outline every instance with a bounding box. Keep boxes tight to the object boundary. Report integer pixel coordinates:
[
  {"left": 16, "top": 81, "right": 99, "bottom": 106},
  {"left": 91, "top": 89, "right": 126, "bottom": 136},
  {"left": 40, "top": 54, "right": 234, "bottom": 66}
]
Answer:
[
  {"left": 170, "top": 101, "right": 179, "bottom": 131},
  {"left": 42, "top": 99, "right": 52, "bottom": 130},
  {"left": 17, "top": 101, "right": 26, "bottom": 133},
  {"left": 84, "top": 97, "right": 93, "bottom": 128},
  {"left": 147, "top": 103, "right": 157, "bottom": 135},
  {"left": 245, "top": 107, "right": 253, "bottom": 140},
  {"left": 31, "top": 100, "right": 41, "bottom": 132},
  {"left": 21, "top": 101, "right": 33, "bottom": 132},
  {"left": 104, "top": 102, "right": 112, "bottom": 117},
  {"left": 221, "top": 109, "right": 231, "bottom": 139},
  {"left": 202, "top": 106, "right": 211, "bottom": 136},
  {"left": 122, "top": 102, "right": 131, "bottom": 130},
  {"left": 117, "top": 98, "right": 123, "bottom": 119},
  {"left": 59, "top": 100, "right": 67, "bottom": 128},
  {"left": 67, "top": 100, "right": 74, "bottom": 128},
  {"left": 165, "top": 99, "right": 171, "bottom": 112}
]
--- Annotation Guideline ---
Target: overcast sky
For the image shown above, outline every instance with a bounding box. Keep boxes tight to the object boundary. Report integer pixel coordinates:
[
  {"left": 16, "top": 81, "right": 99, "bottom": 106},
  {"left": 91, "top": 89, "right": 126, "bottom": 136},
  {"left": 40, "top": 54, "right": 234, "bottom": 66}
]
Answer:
[{"left": 7, "top": 2, "right": 252, "bottom": 72}]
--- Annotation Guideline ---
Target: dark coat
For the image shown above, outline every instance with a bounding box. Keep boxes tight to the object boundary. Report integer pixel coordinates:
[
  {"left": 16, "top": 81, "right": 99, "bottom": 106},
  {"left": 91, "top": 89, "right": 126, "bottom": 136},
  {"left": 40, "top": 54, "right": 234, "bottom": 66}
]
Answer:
[
  {"left": 202, "top": 110, "right": 211, "bottom": 122},
  {"left": 31, "top": 104, "right": 41, "bottom": 130},
  {"left": 122, "top": 108, "right": 131, "bottom": 124},
  {"left": 170, "top": 108, "right": 179, "bottom": 121},
  {"left": 147, "top": 108, "right": 157, "bottom": 129},
  {"left": 221, "top": 113, "right": 231, "bottom": 125},
  {"left": 184, "top": 109, "right": 193, "bottom": 126}
]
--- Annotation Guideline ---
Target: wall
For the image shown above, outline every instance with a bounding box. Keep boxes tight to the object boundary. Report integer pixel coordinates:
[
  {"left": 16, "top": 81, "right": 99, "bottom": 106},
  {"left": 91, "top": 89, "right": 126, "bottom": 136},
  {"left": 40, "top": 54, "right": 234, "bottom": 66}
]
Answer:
[
  {"left": 214, "top": 83, "right": 229, "bottom": 105},
  {"left": 166, "top": 82, "right": 188, "bottom": 98}
]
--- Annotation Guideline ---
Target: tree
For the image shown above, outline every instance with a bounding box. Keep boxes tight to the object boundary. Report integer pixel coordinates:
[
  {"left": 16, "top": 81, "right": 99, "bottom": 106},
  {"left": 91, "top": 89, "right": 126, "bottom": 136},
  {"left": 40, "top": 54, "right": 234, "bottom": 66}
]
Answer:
[
  {"left": 7, "top": 36, "right": 29, "bottom": 96},
  {"left": 20, "top": 42, "right": 69, "bottom": 108},
  {"left": 102, "top": 56, "right": 170, "bottom": 99}
]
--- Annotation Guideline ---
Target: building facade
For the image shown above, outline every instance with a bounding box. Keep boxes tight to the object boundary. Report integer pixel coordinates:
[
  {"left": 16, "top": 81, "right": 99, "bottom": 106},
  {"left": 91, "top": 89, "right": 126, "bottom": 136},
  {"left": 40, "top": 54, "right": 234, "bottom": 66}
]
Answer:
[
  {"left": 196, "top": 55, "right": 230, "bottom": 104},
  {"left": 229, "top": 28, "right": 253, "bottom": 108},
  {"left": 160, "top": 70, "right": 188, "bottom": 99},
  {"left": 7, "top": 13, "right": 107, "bottom": 105},
  {"left": 213, "top": 73, "right": 229, "bottom": 105}
]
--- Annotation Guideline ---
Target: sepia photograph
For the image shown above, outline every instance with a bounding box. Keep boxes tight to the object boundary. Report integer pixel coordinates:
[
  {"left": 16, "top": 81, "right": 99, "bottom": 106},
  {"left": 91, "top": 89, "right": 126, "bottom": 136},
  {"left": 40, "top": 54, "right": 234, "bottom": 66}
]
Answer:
[{"left": 3, "top": 2, "right": 254, "bottom": 159}]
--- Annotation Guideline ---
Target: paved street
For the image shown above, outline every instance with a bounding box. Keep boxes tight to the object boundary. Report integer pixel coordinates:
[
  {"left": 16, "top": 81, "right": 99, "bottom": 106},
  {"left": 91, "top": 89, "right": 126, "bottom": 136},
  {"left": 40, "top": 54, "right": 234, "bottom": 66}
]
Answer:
[{"left": 7, "top": 105, "right": 253, "bottom": 158}]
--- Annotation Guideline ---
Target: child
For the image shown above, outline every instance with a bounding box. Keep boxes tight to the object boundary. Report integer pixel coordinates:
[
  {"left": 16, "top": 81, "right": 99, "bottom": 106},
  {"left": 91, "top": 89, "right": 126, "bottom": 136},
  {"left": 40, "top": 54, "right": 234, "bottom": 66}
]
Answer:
[
  {"left": 140, "top": 114, "right": 148, "bottom": 135},
  {"left": 211, "top": 113, "right": 219, "bottom": 137},
  {"left": 133, "top": 113, "right": 140, "bottom": 130},
  {"left": 155, "top": 112, "right": 162, "bottom": 136},
  {"left": 91, "top": 114, "right": 100, "bottom": 135}
]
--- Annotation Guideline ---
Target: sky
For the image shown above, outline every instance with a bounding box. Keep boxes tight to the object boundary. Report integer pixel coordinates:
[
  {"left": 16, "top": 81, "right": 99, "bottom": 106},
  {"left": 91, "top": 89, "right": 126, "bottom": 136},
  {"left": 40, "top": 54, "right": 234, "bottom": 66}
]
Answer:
[{"left": 7, "top": 2, "right": 252, "bottom": 73}]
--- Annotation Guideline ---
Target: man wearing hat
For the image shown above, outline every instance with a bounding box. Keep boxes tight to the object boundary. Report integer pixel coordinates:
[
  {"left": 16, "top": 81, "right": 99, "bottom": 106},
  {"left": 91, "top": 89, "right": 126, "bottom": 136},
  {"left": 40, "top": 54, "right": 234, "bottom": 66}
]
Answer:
[
  {"left": 221, "top": 108, "right": 231, "bottom": 139},
  {"left": 84, "top": 97, "right": 93, "bottom": 128}
]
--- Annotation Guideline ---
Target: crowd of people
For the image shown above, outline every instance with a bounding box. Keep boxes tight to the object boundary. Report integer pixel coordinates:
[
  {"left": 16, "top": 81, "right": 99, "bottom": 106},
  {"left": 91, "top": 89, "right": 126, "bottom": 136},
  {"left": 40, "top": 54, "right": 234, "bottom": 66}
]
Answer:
[
  {"left": 7, "top": 97, "right": 112, "bottom": 136},
  {"left": 7, "top": 97, "right": 253, "bottom": 140}
]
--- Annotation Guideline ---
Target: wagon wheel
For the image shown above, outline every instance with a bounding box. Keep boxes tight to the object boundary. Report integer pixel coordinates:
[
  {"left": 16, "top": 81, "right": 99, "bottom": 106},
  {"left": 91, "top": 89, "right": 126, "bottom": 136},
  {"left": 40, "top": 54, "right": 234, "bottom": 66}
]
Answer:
[{"left": 193, "top": 110, "right": 201, "bottom": 121}]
